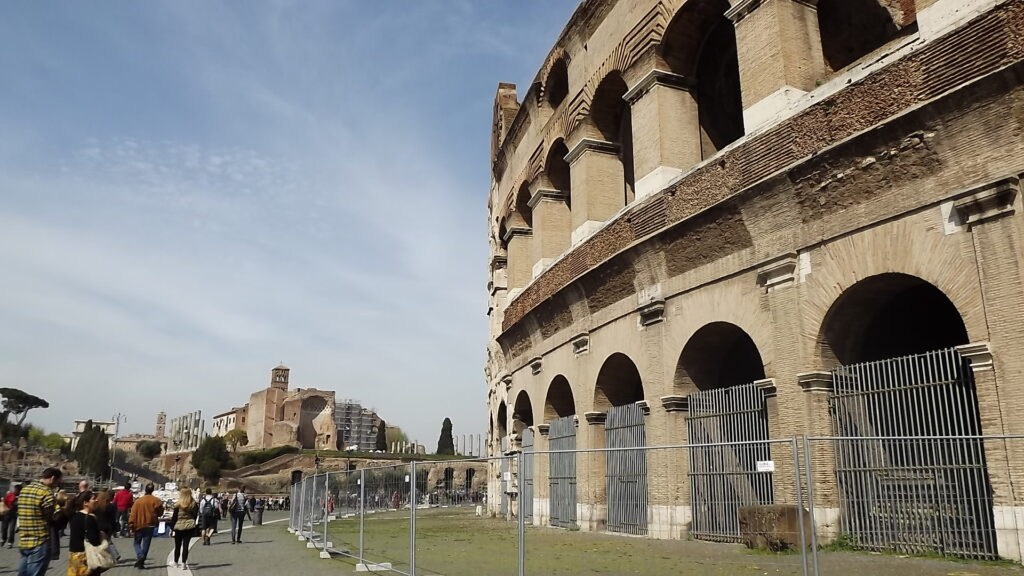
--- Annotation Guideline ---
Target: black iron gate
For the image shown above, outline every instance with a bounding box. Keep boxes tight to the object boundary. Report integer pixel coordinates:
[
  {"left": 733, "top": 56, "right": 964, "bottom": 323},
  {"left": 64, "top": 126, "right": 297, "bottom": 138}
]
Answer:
[
  {"left": 606, "top": 403, "right": 648, "bottom": 535},
  {"left": 686, "top": 381, "right": 774, "bottom": 542},
  {"left": 548, "top": 416, "right": 578, "bottom": 528},
  {"left": 830, "top": 347, "right": 997, "bottom": 559}
]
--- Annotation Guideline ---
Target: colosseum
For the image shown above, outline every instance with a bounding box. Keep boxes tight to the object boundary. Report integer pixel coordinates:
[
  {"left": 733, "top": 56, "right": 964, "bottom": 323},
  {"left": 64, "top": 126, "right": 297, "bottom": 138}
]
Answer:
[{"left": 485, "top": 0, "right": 1024, "bottom": 562}]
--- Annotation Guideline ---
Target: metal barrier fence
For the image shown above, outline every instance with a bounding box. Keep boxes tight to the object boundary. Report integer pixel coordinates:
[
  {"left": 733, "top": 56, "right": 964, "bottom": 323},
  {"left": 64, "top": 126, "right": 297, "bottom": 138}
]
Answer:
[{"left": 287, "top": 436, "right": 1024, "bottom": 576}]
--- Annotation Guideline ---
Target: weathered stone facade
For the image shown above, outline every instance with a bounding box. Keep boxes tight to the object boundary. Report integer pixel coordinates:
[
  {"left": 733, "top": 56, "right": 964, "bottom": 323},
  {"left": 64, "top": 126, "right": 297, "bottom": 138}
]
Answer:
[
  {"left": 245, "top": 365, "right": 336, "bottom": 451},
  {"left": 486, "top": 0, "right": 1024, "bottom": 560}
]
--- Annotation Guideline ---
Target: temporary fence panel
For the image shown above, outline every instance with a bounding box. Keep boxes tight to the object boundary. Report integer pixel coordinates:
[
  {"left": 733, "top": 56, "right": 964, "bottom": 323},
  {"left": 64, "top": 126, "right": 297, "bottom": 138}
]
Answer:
[
  {"left": 522, "top": 427, "right": 535, "bottom": 522},
  {"left": 606, "top": 403, "right": 649, "bottom": 536},
  {"left": 829, "top": 347, "right": 997, "bottom": 558},
  {"left": 548, "top": 416, "right": 578, "bottom": 528},
  {"left": 501, "top": 436, "right": 510, "bottom": 517},
  {"left": 687, "top": 381, "right": 775, "bottom": 542}
]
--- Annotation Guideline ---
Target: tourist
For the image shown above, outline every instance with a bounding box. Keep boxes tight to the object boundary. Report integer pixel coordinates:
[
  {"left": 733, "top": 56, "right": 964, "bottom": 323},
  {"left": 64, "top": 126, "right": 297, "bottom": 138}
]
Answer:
[
  {"left": 50, "top": 489, "right": 70, "bottom": 560},
  {"left": 127, "top": 483, "right": 163, "bottom": 569},
  {"left": 17, "top": 467, "right": 62, "bottom": 576},
  {"left": 2, "top": 484, "right": 20, "bottom": 548},
  {"left": 93, "top": 490, "right": 121, "bottom": 563},
  {"left": 198, "top": 488, "right": 220, "bottom": 545},
  {"left": 169, "top": 487, "right": 199, "bottom": 569},
  {"left": 111, "top": 482, "right": 133, "bottom": 538},
  {"left": 66, "top": 490, "right": 107, "bottom": 576},
  {"left": 227, "top": 487, "right": 251, "bottom": 544},
  {"left": 77, "top": 480, "right": 89, "bottom": 494}
]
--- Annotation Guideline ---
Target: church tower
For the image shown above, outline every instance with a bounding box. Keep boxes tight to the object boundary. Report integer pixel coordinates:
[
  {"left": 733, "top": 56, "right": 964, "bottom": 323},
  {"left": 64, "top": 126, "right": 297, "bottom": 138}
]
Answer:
[{"left": 271, "top": 364, "right": 290, "bottom": 391}]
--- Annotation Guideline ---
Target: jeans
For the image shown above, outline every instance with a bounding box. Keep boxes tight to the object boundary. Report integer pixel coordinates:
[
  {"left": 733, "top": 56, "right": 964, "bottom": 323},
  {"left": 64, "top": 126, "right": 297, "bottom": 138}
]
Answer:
[
  {"left": 1, "top": 513, "right": 16, "bottom": 544},
  {"left": 173, "top": 529, "right": 194, "bottom": 564},
  {"left": 230, "top": 513, "right": 246, "bottom": 542},
  {"left": 17, "top": 542, "right": 51, "bottom": 576},
  {"left": 117, "top": 509, "right": 130, "bottom": 537},
  {"left": 133, "top": 526, "right": 155, "bottom": 561}
]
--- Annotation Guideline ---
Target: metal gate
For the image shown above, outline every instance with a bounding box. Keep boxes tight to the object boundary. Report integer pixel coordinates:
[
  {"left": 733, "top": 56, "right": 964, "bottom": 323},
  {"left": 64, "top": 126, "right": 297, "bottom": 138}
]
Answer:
[
  {"left": 606, "top": 403, "right": 648, "bottom": 535},
  {"left": 500, "top": 436, "right": 509, "bottom": 516},
  {"left": 686, "top": 382, "right": 774, "bottom": 542},
  {"left": 548, "top": 416, "right": 578, "bottom": 528},
  {"left": 522, "top": 427, "right": 534, "bottom": 521},
  {"left": 830, "top": 347, "right": 996, "bottom": 558}
]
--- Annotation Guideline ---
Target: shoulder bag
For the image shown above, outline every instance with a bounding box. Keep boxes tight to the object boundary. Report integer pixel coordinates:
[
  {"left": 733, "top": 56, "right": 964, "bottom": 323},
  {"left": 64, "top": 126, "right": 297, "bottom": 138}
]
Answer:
[{"left": 85, "top": 539, "right": 116, "bottom": 571}]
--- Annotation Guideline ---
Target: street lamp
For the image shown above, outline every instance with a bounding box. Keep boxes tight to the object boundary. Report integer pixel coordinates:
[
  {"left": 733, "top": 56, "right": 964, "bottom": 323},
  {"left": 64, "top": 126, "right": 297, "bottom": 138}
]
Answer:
[{"left": 175, "top": 455, "right": 181, "bottom": 485}]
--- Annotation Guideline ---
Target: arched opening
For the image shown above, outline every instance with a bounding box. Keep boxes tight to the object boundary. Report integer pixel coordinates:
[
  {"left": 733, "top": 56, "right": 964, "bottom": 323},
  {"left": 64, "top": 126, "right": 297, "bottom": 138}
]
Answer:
[
  {"left": 820, "top": 273, "right": 993, "bottom": 558},
  {"left": 543, "top": 375, "right": 576, "bottom": 422},
  {"left": 513, "top": 390, "right": 534, "bottom": 436},
  {"left": 819, "top": 273, "right": 969, "bottom": 366},
  {"left": 496, "top": 402, "right": 508, "bottom": 439},
  {"left": 545, "top": 58, "right": 569, "bottom": 108},
  {"left": 442, "top": 467, "right": 454, "bottom": 492},
  {"left": 675, "top": 322, "right": 765, "bottom": 394},
  {"left": 299, "top": 396, "right": 329, "bottom": 448},
  {"left": 546, "top": 139, "right": 571, "bottom": 209},
  {"left": 590, "top": 72, "right": 635, "bottom": 204},
  {"left": 594, "top": 353, "right": 644, "bottom": 412},
  {"left": 661, "top": 0, "right": 744, "bottom": 158},
  {"left": 514, "top": 183, "right": 533, "bottom": 230},
  {"left": 817, "top": 0, "right": 900, "bottom": 72},
  {"left": 465, "top": 469, "right": 476, "bottom": 492}
]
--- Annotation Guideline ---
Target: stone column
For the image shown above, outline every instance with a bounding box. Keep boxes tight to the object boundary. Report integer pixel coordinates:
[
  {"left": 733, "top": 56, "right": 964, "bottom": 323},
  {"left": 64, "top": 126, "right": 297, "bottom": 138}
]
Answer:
[
  {"left": 624, "top": 70, "right": 701, "bottom": 201},
  {"left": 660, "top": 396, "right": 691, "bottom": 540},
  {"left": 528, "top": 185, "right": 571, "bottom": 278},
  {"left": 798, "top": 371, "right": 838, "bottom": 542},
  {"left": 503, "top": 226, "right": 533, "bottom": 291},
  {"left": 727, "top": 0, "right": 826, "bottom": 132},
  {"left": 566, "top": 138, "right": 624, "bottom": 244},
  {"left": 580, "top": 411, "right": 608, "bottom": 532}
]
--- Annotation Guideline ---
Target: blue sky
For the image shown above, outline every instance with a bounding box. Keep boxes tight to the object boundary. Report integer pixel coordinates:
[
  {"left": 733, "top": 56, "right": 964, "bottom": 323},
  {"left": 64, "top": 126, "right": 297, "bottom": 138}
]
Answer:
[{"left": 0, "top": 1, "right": 579, "bottom": 448}]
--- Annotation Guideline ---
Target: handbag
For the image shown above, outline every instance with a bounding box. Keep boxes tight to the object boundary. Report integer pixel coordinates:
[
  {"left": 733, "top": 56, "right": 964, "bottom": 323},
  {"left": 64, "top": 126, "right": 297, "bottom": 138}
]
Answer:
[
  {"left": 175, "top": 518, "right": 196, "bottom": 531},
  {"left": 85, "top": 539, "right": 116, "bottom": 571}
]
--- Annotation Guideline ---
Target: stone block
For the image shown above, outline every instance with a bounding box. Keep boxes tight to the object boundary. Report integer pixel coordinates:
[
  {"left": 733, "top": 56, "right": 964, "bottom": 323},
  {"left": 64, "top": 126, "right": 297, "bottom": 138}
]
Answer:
[{"left": 738, "top": 504, "right": 811, "bottom": 551}]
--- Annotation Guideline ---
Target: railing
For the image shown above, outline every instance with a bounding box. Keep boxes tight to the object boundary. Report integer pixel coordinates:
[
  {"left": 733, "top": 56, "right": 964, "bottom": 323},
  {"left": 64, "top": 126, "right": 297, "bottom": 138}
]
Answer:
[{"left": 286, "top": 436, "right": 1024, "bottom": 576}]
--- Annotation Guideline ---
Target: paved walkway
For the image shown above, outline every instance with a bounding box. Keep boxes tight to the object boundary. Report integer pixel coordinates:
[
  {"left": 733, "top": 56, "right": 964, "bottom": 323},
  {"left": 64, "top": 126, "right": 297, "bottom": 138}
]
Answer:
[{"left": 0, "top": 511, "right": 351, "bottom": 576}]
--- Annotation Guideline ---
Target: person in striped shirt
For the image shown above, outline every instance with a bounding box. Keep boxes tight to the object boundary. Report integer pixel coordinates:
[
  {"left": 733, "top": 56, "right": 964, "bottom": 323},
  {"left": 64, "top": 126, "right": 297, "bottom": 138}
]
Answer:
[{"left": 17, "top": 467, "right": 63, "bottom": 576}]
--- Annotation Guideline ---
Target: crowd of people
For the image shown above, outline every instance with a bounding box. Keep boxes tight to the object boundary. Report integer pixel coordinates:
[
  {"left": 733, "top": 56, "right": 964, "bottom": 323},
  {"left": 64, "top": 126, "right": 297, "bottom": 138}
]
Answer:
[{"left": 3, "top": 468, "right": 285, "bottom": 576}]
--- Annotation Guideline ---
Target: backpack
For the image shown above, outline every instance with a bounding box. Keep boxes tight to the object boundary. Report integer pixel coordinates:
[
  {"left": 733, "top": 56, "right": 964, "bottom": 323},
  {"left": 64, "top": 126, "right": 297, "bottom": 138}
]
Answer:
[
  {"left": 200, "top": 496, "right": 220, "bottom": 520},
  {"left": 232, "top": 494, "right": 247, "bottom": 514}
]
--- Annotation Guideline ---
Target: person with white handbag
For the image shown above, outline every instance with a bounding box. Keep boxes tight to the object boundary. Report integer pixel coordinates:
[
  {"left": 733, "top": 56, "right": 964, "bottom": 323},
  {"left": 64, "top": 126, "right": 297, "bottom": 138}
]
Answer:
[
  {"left": 168, "top": 488, "right": 200, "bottom": 569},
  {"left": 67, "top": 491, "right": 114, "bottom": 576}
]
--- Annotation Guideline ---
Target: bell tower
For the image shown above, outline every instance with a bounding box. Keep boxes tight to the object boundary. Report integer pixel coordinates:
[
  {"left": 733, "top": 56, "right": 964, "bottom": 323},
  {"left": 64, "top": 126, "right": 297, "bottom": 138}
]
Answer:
[{"left": 271, "top": 364, "right": 290, "bottom": 391}]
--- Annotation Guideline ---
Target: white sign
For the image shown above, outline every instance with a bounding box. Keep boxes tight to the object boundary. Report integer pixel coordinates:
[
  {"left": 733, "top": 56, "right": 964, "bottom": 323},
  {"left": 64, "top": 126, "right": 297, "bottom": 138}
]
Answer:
[
  {"left": 405, "top": 475, "right": 410, "bottom": 482},
  {"left": 756, "top": 460, "right": 775, "bottom": 473},
  {"left": 503, "top": 472, "right": 511, "bottom": 481}
]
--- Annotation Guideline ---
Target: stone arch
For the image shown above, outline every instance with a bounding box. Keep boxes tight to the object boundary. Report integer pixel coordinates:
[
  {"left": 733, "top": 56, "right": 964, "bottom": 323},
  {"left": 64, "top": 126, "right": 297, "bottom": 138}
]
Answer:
[
  {"left": 661, "top": 0, "right": 744, "bottom": 157},
  {"left": 513, "top": 183, "right": 533, "bottom": 229},
  {"left": 674, "top": 321, "right": 766, "bottom": 396},
  {"left": 593, "top": 352, "right": 645, "bottom": 413},
  {"left": 496, "top": 401, "right": 508, "bottom": 439},
  {"left": 545, "top": 139, "right": 572, "bottom": 209},
  {"left": 545, "top": 57, "right": 569, "bottom": 109},
  {"left": 513, "top": 389, "right": 535, "bottom": 434},
  {"left": 817, "top": 0, "right": 900, "bottom": 73},
  {"left": 544, "top": 375, "right": 576, "bottom": 422},
  {"left": 590, "top": 71, "right": 635, "bottom": 203},
  {"left": 299, "top": 396, "right": 329, "bottom": 448},
  {"left": 817, "top": 273, "right": 969, "bottom": 367}
]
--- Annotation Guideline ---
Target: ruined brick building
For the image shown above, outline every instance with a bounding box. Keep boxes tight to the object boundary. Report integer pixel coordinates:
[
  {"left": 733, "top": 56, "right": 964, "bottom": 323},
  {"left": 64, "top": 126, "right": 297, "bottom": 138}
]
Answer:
[
  {"left": 486, "top": 0, "right": 1024, "bottom": 561},
  {"left": 244, "top": 365, "right": 336, "bottom": 451}
]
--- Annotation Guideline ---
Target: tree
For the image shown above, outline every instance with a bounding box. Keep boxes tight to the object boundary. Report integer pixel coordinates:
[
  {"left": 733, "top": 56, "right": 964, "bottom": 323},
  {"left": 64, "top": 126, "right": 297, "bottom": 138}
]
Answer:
[
  {"left": 39, "top": 433, "right": 67, "bottom": 452},
  {"left": 73, "top": 420, "right": 110, "bottom": 478},
  {"left": 0, "top": 389, "right": 48, "bottom": 439},
  {"left": 436, "top": 417, "right": 455, "bottom": 455},
  {"left": 375, "top": 419, "right": 387, "bottom": 451},
  {"left": 136, "top": 440, "right": 162, "bottom": 459},
  {"left": 385, "top": 425, "right": 409, "bottom": 449},
  {"left": 224, "top": 429, "right": 248, "bottom": 452},
  {"left": 191, "top": 436, "right": 231, "bottom": 482}
]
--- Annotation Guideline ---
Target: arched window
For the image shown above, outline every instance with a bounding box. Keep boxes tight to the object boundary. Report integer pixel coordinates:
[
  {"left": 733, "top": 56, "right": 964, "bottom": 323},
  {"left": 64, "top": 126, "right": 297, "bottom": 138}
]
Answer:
[
  {"left": 817, "top": 0, "right": 900, "bottom": 73},
  {"left": 545, "top": 58, "right": 569, "bottom": 109},
  {"left": 590, "top": 72, "right": 634, "bottom": 204}
]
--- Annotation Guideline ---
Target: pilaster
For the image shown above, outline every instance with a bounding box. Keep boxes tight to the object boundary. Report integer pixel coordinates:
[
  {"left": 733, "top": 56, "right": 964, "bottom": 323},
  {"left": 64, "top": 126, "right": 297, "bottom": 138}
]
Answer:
[
  {"left": 566, "top": 138, "right": 624, "bottom": 245},
  {"left": 528, "top": 185, "right": 571, "bottom": 277}
]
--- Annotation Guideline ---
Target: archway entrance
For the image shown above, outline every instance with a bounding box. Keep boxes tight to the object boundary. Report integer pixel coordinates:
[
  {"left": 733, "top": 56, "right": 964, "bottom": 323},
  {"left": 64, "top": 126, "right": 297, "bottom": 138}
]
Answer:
[
  {"left": 595, "top": 353, "right": 647, "bottom": 535},
  {"left": 546, "top": 376, "right": 578, "bottom": 528},
  {"left": 820, "top": 273, "right": 994, "bottom": 558},
  {"left": 676, "top": 322, "right": 773, "bottom": 542}
]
